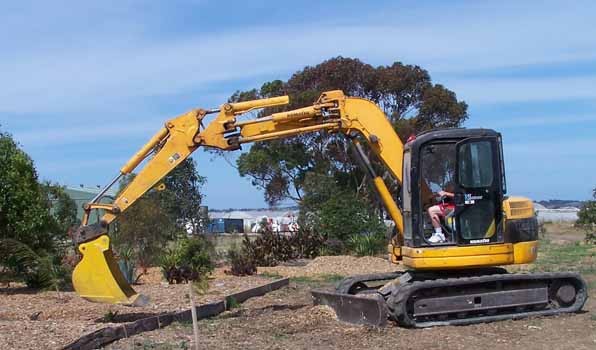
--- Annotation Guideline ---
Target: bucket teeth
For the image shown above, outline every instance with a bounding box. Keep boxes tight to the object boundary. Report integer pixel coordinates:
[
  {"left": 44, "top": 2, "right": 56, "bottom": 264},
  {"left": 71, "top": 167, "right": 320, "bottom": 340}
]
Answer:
[{"left": 72, "top": 234, "right": 148, "bottom": 305}]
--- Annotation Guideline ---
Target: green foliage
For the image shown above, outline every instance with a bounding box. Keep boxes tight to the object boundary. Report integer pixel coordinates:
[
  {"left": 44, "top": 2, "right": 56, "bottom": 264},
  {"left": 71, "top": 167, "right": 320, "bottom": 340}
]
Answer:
[
  {"left": 159, "top": 237, "right": 214, "bottom": 283},
  {"left": 0, "top": 130, "right": 75, "bottom": 253},
  {"left": 240, "top": 227, "right": 325, "bottom": 267},
  {"left": 158, "top": 158, "right": 208, "bottom": 234},
  {"left": 290, "top": 274, "right": 345, "bottom": 287},
  {"left": 40, "top": 181, "right": 78, "bottom": 234},
  {"left": 0, "top": 129, "right": 77, "bottom": 287},
  {"left": 0, "top": 239, "right": 72, "bottom": 289},
  {"left": 176, "top": 237, "right": 214, "bottom": 275},
  {"left": 0, "top": 238, "right": 42, "bottom": 284},
  {"left": 531, "top": 239, "right": 595, "bottom": 274},
  {"left": 225, "top": 296, "right": 241, "bottom": 309},
  {"left": 231, "top": 57, "right": 468, "bottom": 207},
  {"left": 116, "top": 245, "right": 136, "bottom": 283},
  {"left": 299, "top": 172, "right": 386, "bottom": 254},
  {"left": 576, "top": 187, "right": 596, "bottom": 244},
  {"left": 102, "top": 310, "right": 119, "bottom": 323},
  {"left": 226, "top": 244, "right": 257, "bottom": 276},
  {"left": 348, "top": 231, "right": 387, "bottom": 256},
  {"left": 316, "top": 191, "right": 385, "bottom": 243},
  {"left": 112, "top": 159, "right": 208, "bottom": 269},
  {"left": 112, "top": 192, "right": 176, "bottom": 268},
  {"left": 158, "top": 247, "right": 179, "bottom": 275},
  {"left": 258, "top": 272, "right": 283, "bottom": 279}
]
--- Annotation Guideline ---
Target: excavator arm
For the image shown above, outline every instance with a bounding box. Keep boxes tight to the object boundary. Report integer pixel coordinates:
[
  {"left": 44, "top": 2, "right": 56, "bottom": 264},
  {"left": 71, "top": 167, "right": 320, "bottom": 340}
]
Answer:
[{"left": 72, "top": 90, "right": 405, "bottom": 305}]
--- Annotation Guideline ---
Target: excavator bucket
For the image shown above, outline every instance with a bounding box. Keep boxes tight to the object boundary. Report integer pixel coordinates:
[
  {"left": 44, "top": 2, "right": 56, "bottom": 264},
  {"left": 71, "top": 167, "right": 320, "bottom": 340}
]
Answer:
[
  {"left": 72, "top": 235, "right": 148, "bottom": 306},
  {"left": 311, "top": 289, "right": 388, "bottom": 327}
]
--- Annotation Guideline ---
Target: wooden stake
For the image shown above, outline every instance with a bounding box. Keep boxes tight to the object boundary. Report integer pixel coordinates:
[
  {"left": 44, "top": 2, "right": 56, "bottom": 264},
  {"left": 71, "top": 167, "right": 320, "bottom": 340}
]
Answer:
[{"left": 188, "top": 282, "right": 200, "bottom": 350}]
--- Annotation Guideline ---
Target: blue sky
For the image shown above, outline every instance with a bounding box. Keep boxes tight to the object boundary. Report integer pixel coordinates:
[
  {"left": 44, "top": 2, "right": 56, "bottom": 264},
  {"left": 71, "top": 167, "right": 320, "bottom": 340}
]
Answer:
[{"left": 1, "top": 0, "right": 595, "bottom": 209}]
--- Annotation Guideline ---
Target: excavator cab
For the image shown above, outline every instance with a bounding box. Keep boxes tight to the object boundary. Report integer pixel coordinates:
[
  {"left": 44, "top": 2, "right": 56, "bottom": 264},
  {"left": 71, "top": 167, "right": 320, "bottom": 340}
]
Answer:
[{"left": 403, "top": 129, "right": 505, "bottom": 248}]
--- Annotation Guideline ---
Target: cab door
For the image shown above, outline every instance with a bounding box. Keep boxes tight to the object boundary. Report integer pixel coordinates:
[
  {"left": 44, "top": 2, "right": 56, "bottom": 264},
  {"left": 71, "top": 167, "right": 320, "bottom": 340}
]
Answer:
[{"left": 454, "top": 137, "right": 504, "bottom": 245}]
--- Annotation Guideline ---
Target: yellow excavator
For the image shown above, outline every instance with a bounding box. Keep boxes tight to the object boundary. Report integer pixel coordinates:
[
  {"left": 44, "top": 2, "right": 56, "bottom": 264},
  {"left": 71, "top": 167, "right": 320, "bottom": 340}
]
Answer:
[{"left": 72, "top": 90, "right": 587, "bottom": 327}]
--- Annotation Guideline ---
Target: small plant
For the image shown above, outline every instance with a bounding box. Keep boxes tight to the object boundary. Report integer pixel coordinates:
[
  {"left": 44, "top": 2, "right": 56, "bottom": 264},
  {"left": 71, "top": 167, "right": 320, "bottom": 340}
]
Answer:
[
  {"left": 259, "top": 272, "right": 283, "bottom": 279},
  {"left": 116, "top": 245, "right": 136, "bottom": 284},
  {"left": 158, "top": 237, "right": 214, "bottom": 284},
  {"left": 239, "top": 227, "right": 325, "bottom": 268},
  {"left": 225, "top": 296, "right": 241, "bottom": 309},
  {"left": 348, "top": 231, "right": 386, "bottom": 256},
  {"left": 576, "top": 187, "right": 596, "bottom": 244},
  {"left": 538, "top": 222, "right": 547, "bottom": 238},
  {"left": 102, "top": 310, "right": 119, "bottom": 322},
  {"left": 290, "top": 274, "right": 344, "bottom": 287},
  {"left": 226, "top": 245, "right": 257, "bottom": 276}
]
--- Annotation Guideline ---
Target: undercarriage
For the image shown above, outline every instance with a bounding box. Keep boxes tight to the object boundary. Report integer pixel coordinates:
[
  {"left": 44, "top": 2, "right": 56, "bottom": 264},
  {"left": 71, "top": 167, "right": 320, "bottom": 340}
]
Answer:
[{"left": 311, "top": 269, "right": 588, "bottom": 328}]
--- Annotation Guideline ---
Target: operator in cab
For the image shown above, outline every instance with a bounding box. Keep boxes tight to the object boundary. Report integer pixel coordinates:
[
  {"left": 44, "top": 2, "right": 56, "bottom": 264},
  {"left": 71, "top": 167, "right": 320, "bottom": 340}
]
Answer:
[{"left": 427, "top": 184, "right": 455, "bottom": 243}]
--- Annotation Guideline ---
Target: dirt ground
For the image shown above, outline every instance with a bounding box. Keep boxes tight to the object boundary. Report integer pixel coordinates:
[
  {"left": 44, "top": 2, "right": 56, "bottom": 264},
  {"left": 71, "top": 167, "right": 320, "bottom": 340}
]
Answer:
[
  {"left": 108, "top": 281, "right": 596, "bottom": 350},
  {"left": 0, "top": 269, "right": 274, "bottom": 349},
  {"left": 1, "top": 223, "right": 594, "bottom": 350},
  {"left": 106, "top": 223, "right": 596, "bottom": 350}
]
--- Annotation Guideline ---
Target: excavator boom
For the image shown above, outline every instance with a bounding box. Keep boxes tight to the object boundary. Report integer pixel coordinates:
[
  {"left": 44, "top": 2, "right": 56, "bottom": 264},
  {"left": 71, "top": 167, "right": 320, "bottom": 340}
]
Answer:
[{"left": 72, "top": 90, "right": 406, "bottom": 304}]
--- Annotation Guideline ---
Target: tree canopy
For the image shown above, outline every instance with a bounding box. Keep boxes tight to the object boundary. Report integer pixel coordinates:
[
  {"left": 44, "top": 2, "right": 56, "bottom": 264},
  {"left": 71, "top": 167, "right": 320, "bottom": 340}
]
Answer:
[
  {"left": 577, "top": 187, "right": 596, "bottom": 243},
  {"left": 0, "top": 128, "right": 77, "bottom": 288},
  {"left": 0, "top": 129, "right": 76, "bottom": 254},
  {"left": 230, "top": 57, "right": 468, "bottom": 208}
]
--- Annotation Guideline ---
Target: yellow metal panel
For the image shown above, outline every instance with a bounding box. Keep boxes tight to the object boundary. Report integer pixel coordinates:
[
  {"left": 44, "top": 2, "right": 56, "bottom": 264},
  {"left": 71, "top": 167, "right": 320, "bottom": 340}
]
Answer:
[
  {"left": 403, "top": 253, "right": 514, "bottom": 269},
  {"left": 230, "top": 95, "right": 289, "bottom": 113},
  {"left": 513, "top": 240, "right": 538, "bottom": 264},
  {"left": 503, "top": 196, "right": 534, "bottom": 220},
  {"left": 400, "top": 241, "right": 537, "bottom": 269},
  {"left": 402, "top": 243, "right": 513, "bottom": 258},
  {"left": 72, "top": 235, "right": 146, "bottom": 305}
]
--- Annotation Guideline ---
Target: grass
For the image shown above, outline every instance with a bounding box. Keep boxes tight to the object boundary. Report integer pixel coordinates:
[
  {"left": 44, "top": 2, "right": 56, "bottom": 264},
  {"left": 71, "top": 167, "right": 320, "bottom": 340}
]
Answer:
[
  {"left": 102, "top": 310, "right": 119, "bottom": 323},
  {"left": 225, "top": 296, "right": 241, "bottom": 309},
  {"left": 532, "top": 239, "right": 596, "bottom": 275},
  {"left": 258, "top": 272, "right": 284, "bottom": 279},
  {"left": 135, "top": 340, "right": 190, "bottom": 349},
  {"left": 209, "top": 234, "right": 257, "bottom": 254},
  {"left": 290, "top": 274, "right": 344, "bottom": 287}
]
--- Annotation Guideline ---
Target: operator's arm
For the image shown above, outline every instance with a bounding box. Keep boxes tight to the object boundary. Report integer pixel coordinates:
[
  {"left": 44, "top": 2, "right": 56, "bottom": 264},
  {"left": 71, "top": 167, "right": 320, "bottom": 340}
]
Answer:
[{"left": 439, "top": 191, "right": 455, "bottom": 198}]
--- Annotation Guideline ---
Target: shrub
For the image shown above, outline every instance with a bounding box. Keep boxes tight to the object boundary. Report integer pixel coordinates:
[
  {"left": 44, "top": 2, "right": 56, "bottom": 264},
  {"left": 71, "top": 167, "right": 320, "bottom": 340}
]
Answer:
[
  {"left": 158, "top": 236, "right": 214, "bottom": 284},
  {"left": 300, "top": 181, "right": 387, "bottom": 246},
  {"left": 0, "top": 239, "right": 74, "bottom": 290},
  {"left": 348, "top": 231, "right": 387, "bottom": 256},
  {"left": 576, "top": 187, "right": 596, "bottom": 244},
  {"left": 239, "top": 226, "right": 325, "bottom": 268},
  {"left": 176, "top": 237, "right": 214, "bottom": 275},
  {"left": 289, "top": 228, "right": 325, "bottom": 259},
  {"left": 226, "top": 245, "right": 257, "bottom": 276}
]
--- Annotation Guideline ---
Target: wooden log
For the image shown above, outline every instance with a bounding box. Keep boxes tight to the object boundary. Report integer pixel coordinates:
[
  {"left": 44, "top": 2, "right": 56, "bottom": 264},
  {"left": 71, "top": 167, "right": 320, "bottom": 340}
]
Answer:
[
  {"left": 62, "top": 278, "right": 289, "bottom": 350},
  {"left": 225, "top": 277, "right": 289, "bottom": 307}
]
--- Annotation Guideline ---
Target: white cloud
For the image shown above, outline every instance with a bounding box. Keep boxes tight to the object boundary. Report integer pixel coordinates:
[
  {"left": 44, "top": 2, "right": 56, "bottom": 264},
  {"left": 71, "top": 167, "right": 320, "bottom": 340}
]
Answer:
[
  {"left": 1, "top": 1, "right": 595, "bottom": 114},
  {"left": 505, "top": 139, "right": 596, "bottom": 157},
  {"left": 476, "top": 114, "right": 596, "bottom": 129},
  {"left": 36, "top": 156, "right": 128, "bottom": 175},
  {"left": 446, "top": 75, "right": 596, "bottom": 104},
  {"left": 12, "top": 120, "right": 163, "bottom": 147}
]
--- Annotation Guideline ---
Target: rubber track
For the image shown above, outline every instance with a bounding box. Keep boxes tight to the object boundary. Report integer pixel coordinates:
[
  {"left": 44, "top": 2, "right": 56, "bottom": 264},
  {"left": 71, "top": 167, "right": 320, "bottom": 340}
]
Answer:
[
  {"left": 336, "top": 272, "right": 403, "bottom": 294},
  {"left": 386, "top": 271, "right": 588, "bottom": 328}
]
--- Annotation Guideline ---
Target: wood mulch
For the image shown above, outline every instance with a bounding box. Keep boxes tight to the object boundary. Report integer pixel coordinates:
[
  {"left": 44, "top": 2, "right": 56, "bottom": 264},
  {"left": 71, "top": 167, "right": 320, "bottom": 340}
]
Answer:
[
  {"left": 259, "top": 255, "right": 399, "bottom": 278},
  {"left": 0, "top": 267, "right": 273, "bottom": 350}
]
